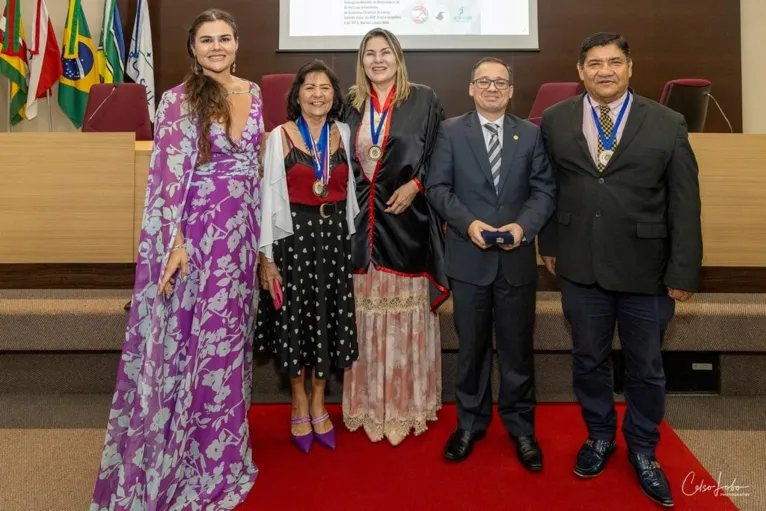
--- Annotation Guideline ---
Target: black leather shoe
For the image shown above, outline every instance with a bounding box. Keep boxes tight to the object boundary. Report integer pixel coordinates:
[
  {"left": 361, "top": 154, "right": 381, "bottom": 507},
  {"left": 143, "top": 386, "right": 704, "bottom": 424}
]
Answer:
[
  {"left": 511, "top": 434, "right": 543, "bottom": 471},
  {"left": 443, "top": 428, "right": 486, "bottom": 462},
  {"left": 574, "top": 438, "right": 616, "bottom": 477},
  {"left": 628, "top": 452, "right": 674, "bottom": 507}
]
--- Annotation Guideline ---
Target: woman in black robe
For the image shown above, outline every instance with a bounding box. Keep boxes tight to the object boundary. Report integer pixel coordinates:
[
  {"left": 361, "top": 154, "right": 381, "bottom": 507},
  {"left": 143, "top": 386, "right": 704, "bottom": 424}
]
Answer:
[{"left": 341, "top": 28, "right": 449, "bottom": 446}]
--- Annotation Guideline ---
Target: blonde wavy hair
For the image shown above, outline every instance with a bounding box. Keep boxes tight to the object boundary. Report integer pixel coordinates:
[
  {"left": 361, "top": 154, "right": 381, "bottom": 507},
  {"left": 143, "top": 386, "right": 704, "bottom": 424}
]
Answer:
[{"left": 348, "top": 28, "right": 411, "bottom": 111}]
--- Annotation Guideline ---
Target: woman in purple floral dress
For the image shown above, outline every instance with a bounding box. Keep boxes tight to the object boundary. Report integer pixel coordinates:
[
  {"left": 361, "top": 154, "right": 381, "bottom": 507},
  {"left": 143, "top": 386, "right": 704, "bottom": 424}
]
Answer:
[{"left": 91, "top": 10, "right": 262, "bottom": 510}]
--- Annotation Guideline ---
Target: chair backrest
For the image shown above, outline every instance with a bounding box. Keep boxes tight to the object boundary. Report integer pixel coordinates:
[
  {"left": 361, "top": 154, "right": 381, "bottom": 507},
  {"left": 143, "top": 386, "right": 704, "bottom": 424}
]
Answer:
[
  {"left": 527, "top": 82, "right": 583, "bottom": 125},
  {"left": 82, "top": 83, "right": 153, "bottom": 140},
  {"left": 260, "top": 73, "right": 296, "bottom": 131},
  {"left": 659, "top": 79, "right": 711, "bottom": 133}
]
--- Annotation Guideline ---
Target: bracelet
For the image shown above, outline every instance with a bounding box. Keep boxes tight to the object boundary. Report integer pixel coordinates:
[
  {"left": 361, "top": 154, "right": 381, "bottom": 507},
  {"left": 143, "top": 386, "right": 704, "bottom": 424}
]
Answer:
[{"left": 170, "top": 244, "right": 186, "bottom": 253}]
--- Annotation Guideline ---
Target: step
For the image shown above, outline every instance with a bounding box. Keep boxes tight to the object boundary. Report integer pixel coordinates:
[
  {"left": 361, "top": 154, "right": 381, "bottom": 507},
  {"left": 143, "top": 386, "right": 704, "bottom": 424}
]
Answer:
[
  {"left": 2, "top": 289, "right": 766, "bottom": 399},
  {"left": 3, "top": 290, "right": 765, "bottom": 353},
  {"left": 0, "top": 290, "right": 130, "bottom": 351},
  {"left": 2, "top": 351, "right": 766, "bottom": 400}
]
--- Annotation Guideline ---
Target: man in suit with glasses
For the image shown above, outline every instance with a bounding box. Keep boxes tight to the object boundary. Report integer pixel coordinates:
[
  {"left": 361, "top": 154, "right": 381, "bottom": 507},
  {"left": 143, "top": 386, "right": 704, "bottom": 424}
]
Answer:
[{"left": 427, "top": 57, "right": 555, "bottom": 469}]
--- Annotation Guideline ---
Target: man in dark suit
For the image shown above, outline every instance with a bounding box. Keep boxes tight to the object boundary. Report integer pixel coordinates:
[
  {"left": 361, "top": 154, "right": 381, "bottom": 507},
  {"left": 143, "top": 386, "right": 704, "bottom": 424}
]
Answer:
[
  {"left": 426, "top": 57, "right": 555, "bottom": 469},
  {"left": 539, "top": 32, "right": 702, "bottom": 507}
]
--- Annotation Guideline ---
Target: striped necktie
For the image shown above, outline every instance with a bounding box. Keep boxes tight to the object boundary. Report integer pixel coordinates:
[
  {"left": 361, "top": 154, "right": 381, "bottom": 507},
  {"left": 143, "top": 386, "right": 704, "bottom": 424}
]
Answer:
[{"left": 484, "top": 122, "right": 501, "bottom": 191}]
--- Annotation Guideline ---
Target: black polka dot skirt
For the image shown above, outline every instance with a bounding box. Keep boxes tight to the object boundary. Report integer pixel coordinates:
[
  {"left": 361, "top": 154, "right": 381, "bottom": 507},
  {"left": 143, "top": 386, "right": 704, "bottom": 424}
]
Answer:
[{"left": 255, "top": 201, "right": 358, "bottom": 379}]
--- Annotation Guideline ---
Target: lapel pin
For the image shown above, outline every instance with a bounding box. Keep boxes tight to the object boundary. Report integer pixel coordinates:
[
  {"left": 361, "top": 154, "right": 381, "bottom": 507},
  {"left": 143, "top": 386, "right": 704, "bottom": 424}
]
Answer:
[{"left": 513, "top": 135, "right": 519, "bottom": 141}]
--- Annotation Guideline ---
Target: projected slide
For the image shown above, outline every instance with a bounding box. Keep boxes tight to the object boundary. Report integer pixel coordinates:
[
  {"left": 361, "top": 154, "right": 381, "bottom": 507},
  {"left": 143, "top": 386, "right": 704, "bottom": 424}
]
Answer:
[{"left": 279, "top": 0, "right": 539, "bottom": 51}]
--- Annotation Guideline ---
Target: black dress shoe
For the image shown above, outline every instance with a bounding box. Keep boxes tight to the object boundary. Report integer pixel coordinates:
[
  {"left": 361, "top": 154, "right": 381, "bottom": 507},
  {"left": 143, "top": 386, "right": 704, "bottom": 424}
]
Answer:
[
  {"left": 443, "top": 428, "right": 486, "bottom": 462},
  {"left": 511, "top": 434, "right": 543, "bottom": 471},
  {"left": 574, "top": 438, "right": 616, "bottom": 477},
  {"left": 628, "top": 452, "right": 674, "bottom": 507}
]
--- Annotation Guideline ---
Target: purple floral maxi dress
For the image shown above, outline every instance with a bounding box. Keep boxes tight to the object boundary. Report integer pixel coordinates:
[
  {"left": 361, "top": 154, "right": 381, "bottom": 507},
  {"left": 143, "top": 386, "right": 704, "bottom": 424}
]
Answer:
[{"left": 91, "top": 82, "right": 264, "bottom": 510}]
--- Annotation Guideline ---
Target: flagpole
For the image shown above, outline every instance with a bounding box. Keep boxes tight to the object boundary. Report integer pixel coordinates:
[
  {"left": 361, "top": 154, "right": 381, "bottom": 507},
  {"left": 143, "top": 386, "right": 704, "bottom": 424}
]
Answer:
[
  {"left": 6, "top": 78, "right": 10, "bottom": 133},
  {"left": 46, "top": 89, "right": 53, "bottom": 132}
]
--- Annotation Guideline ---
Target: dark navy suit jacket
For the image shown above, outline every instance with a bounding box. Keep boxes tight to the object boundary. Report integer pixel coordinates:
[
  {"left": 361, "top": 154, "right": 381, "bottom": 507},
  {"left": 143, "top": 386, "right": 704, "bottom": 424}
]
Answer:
[{"left": 426, "top": 112, "right": 555, "bottom": 287}]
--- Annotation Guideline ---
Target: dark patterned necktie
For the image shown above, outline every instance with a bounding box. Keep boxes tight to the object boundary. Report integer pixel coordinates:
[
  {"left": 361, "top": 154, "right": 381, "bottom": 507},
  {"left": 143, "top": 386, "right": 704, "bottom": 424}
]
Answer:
[{"left": 596, "top": 105, "right": 614, "bottom": 171}]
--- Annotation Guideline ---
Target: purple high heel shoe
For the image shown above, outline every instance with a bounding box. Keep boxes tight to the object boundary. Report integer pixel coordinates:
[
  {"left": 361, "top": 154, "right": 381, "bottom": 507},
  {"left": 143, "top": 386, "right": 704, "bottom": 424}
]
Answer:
[
  {"left": 311, "top": 412, "right": 336, "bottom": 450},
  {"left": 290, "top": 415, "right": 314, "bottom": 454}
]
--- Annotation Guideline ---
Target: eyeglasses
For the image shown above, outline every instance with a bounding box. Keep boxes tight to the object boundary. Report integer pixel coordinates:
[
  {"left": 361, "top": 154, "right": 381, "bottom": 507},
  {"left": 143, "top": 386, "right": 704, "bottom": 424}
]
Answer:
[{"left": 472, "top": 78, "right": 512, "bottom": 90}]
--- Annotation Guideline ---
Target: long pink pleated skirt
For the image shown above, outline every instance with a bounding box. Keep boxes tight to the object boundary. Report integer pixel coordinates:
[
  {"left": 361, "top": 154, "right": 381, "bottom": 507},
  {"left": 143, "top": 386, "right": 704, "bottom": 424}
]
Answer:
[{"left": 342, "top": 267, "right": 442, "bottom": 445}]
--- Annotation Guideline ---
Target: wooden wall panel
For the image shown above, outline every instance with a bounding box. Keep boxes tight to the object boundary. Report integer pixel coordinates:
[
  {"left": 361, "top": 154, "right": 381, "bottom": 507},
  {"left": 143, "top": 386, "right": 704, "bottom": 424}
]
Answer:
[{"left": 151, "top": 0, "right": 741, "bottom": 133}]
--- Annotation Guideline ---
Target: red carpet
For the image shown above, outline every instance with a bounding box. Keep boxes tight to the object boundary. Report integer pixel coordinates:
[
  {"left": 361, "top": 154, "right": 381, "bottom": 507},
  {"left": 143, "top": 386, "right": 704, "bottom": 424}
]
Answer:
[{"left": 242, "top": 404, "right": 738, "bottom": 510}]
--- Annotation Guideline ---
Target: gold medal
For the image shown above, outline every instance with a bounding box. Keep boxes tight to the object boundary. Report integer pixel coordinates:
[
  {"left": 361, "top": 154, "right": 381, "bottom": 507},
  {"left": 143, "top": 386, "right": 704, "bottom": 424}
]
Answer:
[
  {"left": 368, "top": 144, "right": 382, "bottom": 160},
  {"left": 598, "top": 150, "right": 614, "bottom": 167},
  {"left": 312, "top": 180, "right": 326, "bottom": 197}
]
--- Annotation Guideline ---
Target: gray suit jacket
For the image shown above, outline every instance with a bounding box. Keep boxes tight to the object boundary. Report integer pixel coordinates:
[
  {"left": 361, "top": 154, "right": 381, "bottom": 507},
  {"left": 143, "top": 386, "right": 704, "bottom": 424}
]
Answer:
[{"left": 426, "top": 112, "right": 555, "bottom": 286}]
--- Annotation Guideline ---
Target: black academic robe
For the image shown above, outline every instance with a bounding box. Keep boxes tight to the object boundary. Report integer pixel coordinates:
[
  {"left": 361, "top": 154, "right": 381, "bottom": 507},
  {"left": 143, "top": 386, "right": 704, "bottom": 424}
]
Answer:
[{"left": 343, "top": 83, "right": 449, "bottom": 310}]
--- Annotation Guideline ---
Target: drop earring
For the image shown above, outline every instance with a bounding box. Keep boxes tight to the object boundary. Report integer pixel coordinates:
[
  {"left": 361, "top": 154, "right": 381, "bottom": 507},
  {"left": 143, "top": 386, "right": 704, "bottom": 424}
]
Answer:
[{"left": 232, "top": 62, "right": 237, "bottom": 74}]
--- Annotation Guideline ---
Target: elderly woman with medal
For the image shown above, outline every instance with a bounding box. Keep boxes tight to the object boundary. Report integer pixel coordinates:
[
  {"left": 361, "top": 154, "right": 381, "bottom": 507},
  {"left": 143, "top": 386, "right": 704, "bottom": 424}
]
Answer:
[
  {"left": 255, "top": 59, "right": 360, "bottom": 454},
  {"left": 341, "top": 28, "right": 450, "bottom": 447}
]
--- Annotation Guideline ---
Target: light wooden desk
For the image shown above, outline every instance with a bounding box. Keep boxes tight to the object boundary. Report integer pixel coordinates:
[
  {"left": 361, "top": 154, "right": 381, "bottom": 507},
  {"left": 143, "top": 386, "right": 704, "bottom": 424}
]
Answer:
[
  {"left": 693, "top": 134, "right": 766, "bottom": 266},
  {"left": 1, "top": 133, "right": 765, "bottom": 267},
  {"left": 0, "top": 133, "right": 136, "bottom": 263},
  {"left": 134, "top": 141, "right": 153, "bottom": 252}
]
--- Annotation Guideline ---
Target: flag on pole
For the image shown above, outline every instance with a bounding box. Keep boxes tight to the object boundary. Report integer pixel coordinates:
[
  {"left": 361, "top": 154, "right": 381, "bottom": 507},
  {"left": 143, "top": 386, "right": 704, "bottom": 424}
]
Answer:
[
  {"left": 58, "top": 0, "right": 98, "bottom": 128},
  {"left": 97, "top": 0, "right": 125, "bottom": 84},
  {"left": 126, "top": 0, "right": 155, "bottom": 122},
  {"left": 26, "top": 0, "right": 62, "bottom": 120},
  {"left": 0, "top": 0, "right": 29, "bottom": 125}
]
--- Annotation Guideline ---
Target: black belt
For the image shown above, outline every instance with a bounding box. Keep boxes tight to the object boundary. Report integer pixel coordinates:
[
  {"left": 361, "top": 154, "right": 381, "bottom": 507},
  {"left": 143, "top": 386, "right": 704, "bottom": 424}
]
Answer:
[{"left": 293, "top": 200, "right": 346, "bottom": 219}]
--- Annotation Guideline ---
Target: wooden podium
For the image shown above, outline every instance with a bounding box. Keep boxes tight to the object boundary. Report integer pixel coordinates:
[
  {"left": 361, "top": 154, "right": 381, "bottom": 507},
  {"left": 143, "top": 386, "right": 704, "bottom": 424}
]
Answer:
[{"left": 1, "top": 133, "right": 765, "bottom": 268}]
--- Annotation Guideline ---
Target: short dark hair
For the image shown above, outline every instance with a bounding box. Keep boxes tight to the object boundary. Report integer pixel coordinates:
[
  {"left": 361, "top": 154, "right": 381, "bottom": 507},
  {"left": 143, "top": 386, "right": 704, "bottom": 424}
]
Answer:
[
  {"left": 470, "top": 57, "right": 512, "bottom": 82},
  {"left": 286, "top": 59, "right": 344, "bottom": 122},
  {"left": 578, "top": 32, "right": 631, "bottom": 66}
]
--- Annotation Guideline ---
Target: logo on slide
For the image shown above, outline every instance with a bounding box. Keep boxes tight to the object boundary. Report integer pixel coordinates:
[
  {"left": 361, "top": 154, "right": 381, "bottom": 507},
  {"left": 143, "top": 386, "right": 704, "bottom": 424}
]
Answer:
[
  {"left": 411, "top": 6, "right": 428, "bottom": 24},
  {"left": 453, "top": 5, "right": 473, "bottom": 23},
  {"left": 434, "top": 8, "right": 448, "bottom": 22}
]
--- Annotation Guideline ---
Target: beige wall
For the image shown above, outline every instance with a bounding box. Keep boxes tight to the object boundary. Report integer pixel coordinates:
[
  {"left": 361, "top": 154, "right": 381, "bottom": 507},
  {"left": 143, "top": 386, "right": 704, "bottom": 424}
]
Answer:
[
  {"left": 741, "top": 0, "right": 766, "bottom": 134},
  {"left": 0, "top": 0, "right": 106, "bottom": 133}
]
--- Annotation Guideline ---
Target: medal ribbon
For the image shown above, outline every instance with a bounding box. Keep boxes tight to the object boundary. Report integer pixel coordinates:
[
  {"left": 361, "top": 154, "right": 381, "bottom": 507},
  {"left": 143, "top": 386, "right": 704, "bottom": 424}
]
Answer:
[
  {"left": 587, "top": 90, "right": 631, "bottom": 151},
  {"left": 297, "top": 116, "right": 330, "bottom": 187},
  {"left": 369, "top": 86, "right": 395, "bottom": 148}
]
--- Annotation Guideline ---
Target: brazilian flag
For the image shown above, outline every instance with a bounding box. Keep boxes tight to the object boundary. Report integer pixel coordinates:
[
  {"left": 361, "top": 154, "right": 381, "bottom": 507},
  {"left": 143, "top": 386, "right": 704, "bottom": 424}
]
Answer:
[
  {"left": 58, "top": 0, "right": 98, "bottom": 128},
  {"left": 0, "top": 1, "right": 29, "bottom": 125}
]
